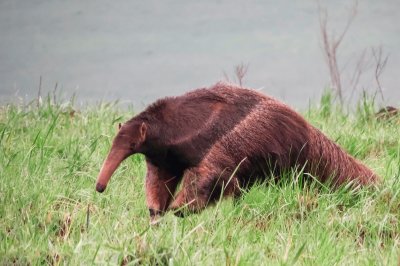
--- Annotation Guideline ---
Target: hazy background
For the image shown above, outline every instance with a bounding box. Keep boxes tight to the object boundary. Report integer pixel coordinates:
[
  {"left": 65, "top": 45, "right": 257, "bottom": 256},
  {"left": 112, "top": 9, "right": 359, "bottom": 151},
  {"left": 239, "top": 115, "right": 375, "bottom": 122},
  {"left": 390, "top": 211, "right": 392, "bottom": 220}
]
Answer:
[{"left": 0, "top": 0, "right": 399, "bottom": 110}]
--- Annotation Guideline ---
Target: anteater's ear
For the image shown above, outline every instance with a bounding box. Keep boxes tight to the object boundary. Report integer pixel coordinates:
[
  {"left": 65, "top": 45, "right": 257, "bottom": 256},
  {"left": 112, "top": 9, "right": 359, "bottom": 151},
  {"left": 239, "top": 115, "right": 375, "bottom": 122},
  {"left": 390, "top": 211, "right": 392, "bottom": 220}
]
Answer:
[
  {"left": 116, "top": 122, "right": 122, "bottom": 133},
  {"left": 139, "top": 122, "right": 147, "bottom": 142}
]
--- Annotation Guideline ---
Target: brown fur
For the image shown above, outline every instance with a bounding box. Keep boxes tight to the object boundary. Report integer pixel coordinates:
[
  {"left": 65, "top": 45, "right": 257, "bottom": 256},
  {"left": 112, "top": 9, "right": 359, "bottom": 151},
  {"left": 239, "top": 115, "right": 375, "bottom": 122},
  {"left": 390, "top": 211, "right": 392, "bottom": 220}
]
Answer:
[{"left": 95, "top": 82, "right": 379, "bottom": 220}]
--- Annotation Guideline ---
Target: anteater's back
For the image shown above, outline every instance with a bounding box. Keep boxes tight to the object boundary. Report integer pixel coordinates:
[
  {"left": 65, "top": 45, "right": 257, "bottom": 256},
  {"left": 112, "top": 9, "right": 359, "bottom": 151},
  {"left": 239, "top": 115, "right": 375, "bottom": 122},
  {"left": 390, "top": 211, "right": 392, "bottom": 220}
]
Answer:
[
  {"left": 138, "top": 83, "right": 272, "bottom": 168},
  {"left": 138, "top": 82, "right": 378, "bottom": 186}
]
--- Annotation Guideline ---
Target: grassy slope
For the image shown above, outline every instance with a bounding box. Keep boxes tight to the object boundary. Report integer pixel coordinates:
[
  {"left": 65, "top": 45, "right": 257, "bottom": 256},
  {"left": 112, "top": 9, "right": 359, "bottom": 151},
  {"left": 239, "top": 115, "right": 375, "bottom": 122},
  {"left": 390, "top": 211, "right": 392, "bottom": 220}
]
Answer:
[{"left": 0, "top": 95, "right": 399, "bottom": 265}]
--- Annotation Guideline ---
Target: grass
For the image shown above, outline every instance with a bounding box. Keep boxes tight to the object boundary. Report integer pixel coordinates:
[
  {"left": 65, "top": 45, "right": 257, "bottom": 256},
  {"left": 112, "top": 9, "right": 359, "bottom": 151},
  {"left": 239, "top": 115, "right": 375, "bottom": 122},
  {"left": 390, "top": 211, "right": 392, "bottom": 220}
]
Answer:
[{"left": 0, "top": 93, "right": 399, "bottom": 265}]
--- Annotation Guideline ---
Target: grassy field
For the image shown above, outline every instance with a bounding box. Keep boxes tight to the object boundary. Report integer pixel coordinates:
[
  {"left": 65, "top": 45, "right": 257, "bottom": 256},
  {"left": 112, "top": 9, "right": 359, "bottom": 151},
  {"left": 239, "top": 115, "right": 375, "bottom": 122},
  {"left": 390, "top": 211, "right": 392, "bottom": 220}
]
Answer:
[{"left": 1, "top": 94, "right": 399, "bottom": 265}]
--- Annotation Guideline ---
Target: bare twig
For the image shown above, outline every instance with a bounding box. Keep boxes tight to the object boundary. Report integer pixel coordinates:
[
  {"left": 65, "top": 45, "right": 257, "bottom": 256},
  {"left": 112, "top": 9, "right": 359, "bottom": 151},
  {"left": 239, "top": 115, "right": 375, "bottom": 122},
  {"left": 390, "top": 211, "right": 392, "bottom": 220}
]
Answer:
[
  {"left": 371, "top": 46, "right": 389, "bottom": 101},
  {"left": 318, "top": 1, "right": 358, "bottom": 103},
  {"left": 222, "top": 63, "right": 249, "bottom": 87},
  {"left": 318, "top": 1, "right": 389, "bottom": 103},
  {"left": 349, "top": 49, "right": 370, "bottom": 102},
  {"left": 234, "top": 63, "right": 249, "bottom": 86}
]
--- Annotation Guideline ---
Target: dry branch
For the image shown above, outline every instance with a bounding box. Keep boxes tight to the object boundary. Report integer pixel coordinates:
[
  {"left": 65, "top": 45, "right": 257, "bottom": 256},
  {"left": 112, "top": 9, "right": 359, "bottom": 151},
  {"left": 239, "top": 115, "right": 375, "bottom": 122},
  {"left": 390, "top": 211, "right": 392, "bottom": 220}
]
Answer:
[
  {"left": 318, "top": 1, "right": 358, "bottom": 103},
  {"left": 223, "top": 63, "right": 249, "bottom": 87},
  {"left": 371, "top": 46, "right": 389, "bottom": 101}
]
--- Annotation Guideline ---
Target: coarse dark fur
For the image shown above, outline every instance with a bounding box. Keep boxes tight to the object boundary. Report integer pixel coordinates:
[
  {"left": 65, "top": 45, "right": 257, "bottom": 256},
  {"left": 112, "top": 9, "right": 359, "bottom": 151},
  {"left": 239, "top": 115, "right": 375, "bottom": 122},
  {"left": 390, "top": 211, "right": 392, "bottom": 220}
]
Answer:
[{"left": 95, "top": 82, "right": 379, "bottom": 221}]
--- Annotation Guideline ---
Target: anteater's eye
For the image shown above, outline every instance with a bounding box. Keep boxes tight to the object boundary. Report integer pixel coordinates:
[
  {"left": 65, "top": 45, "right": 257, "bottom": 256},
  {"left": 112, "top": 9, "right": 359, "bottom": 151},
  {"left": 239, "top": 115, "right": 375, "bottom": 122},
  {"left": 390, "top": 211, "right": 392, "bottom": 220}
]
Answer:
[{"left": 130, "top": 142, "right": 136, "bottom": 149}]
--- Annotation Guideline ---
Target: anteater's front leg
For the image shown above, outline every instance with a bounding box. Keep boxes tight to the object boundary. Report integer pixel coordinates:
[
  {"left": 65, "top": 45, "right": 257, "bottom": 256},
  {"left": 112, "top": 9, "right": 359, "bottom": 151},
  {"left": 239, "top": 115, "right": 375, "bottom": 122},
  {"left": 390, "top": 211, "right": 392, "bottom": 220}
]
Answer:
[
  {"left": 169, "top": 165, "right": 240, "bottom": 216},
  {"left": 145, "top": 161, "right": 180, "bottom": 224}
]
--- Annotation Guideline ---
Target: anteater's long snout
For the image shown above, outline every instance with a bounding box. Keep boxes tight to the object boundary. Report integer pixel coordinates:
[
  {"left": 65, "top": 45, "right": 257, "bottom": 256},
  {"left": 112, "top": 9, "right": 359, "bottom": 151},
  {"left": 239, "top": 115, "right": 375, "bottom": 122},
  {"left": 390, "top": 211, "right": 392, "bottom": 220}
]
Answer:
[{"left": 95, "top": 148, "right": 131, "bottom": 193}]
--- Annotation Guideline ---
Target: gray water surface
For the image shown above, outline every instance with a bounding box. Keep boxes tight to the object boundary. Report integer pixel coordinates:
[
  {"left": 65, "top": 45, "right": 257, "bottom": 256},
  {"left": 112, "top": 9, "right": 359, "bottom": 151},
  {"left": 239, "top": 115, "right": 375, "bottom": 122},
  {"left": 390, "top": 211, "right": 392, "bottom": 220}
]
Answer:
[{"left": 1, "top": 1, "right": 399, "bottom": 110}]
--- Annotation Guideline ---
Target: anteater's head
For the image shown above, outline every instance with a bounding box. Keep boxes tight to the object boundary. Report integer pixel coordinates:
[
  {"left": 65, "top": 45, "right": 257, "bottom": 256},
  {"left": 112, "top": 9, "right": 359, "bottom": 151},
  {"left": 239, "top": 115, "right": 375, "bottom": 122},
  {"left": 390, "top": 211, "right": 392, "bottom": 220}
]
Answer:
[{"left": 95, "top": 121, "right": 147, "bottom": 193}]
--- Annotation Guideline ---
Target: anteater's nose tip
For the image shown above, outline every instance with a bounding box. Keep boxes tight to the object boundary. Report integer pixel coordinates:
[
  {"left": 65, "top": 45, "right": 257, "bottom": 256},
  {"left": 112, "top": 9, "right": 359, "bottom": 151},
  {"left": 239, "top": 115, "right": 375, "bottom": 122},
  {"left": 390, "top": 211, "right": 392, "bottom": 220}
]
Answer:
[{"left": 96, "top": 183, "right": 106, "bottom": 193}]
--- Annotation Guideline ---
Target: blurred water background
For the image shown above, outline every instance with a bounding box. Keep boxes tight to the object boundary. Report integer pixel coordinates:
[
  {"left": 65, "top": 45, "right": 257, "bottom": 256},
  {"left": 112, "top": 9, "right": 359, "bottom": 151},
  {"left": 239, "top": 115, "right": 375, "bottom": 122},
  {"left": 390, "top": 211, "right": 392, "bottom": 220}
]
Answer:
[{"left": 0, "top": 0, "right": 399, "bottom": 110}]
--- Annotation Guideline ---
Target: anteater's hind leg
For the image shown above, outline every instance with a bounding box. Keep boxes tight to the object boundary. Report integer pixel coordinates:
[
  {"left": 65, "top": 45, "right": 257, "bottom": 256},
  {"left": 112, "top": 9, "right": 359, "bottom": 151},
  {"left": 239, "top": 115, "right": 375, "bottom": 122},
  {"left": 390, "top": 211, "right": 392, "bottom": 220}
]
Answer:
[
  {"left": 169, "top": 164, "right": 241, "bottom": 217},
  {"left": 145, "top": 161, "right": 180, "bottom": 224}
]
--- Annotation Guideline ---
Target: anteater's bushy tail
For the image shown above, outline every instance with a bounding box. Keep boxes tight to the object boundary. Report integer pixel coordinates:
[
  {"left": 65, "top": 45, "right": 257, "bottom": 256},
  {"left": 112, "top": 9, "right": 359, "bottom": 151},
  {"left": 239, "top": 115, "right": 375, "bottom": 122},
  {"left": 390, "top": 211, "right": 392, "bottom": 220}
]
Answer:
[{"left": 307, "top": 127, "right": 379, "bottom": 186}]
